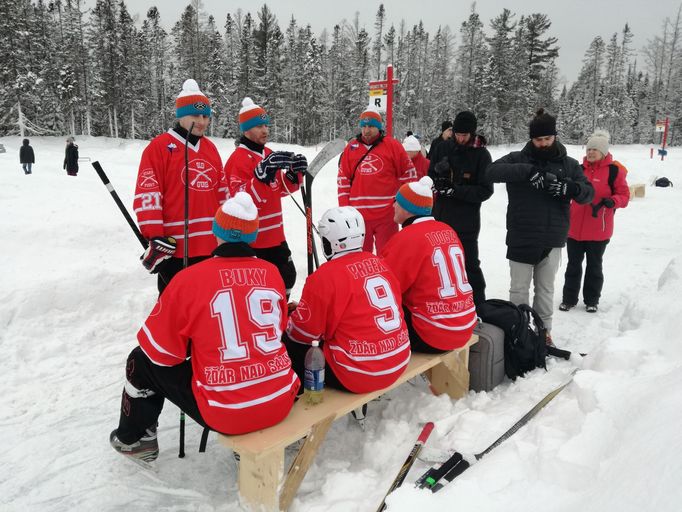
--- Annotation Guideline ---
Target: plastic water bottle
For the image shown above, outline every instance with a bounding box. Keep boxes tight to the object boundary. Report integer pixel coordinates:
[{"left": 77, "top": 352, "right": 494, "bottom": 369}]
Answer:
[{"left": 304, "top": 340, "right": 325, "bottom": 405}]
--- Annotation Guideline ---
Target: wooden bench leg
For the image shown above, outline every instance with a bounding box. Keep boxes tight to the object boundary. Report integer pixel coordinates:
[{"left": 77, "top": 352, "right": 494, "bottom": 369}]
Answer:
[
  {"left": 426, "top": 348, "right": 470, "bottom": 399},
  {"left": 238, "top": 448, "right": 284, "bottom": 512},
  {"left": 279, "top": 415, "right": 335, "bottom": 511}
]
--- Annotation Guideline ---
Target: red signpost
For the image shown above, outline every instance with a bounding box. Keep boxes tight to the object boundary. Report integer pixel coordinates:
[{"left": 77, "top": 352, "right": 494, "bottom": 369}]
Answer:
[
  {"left": 655, "top": 117, "right": 670, "bottom": 161},
  {"left": 368, "top": 64, "right": 399, "bottom": 138}
]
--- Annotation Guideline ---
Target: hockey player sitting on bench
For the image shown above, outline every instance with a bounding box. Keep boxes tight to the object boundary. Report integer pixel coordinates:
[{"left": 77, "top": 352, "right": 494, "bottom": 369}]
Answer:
[
  {"left": 283, "top": 206, "right": 411, "bottom": 398},
  {"left": 381, "top": 176, "right": 477, "bottom": 352}
]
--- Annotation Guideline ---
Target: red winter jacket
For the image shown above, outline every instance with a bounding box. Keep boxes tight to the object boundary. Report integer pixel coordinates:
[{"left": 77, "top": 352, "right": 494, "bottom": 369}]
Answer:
[
  {"left": 410, "top": 151, "right": 430, "bottom": 179},
  {"left": 568, "top": 153, "right": 630, "bottom": 241}
]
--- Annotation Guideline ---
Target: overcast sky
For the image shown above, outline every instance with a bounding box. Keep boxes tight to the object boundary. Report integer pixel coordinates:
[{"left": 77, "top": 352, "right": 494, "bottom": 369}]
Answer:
[{"left": 91, "top": 0, "right": 682, "bottom": 84}]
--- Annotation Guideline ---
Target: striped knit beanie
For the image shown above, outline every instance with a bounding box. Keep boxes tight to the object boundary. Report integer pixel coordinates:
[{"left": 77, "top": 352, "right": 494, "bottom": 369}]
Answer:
[
  {"left": 175, "top": 79, "right": 212, "bottom": 118},
  {"left": 239, "top": 97, "right": 269, "bottom": 132},
  {"left": 213, "top": 192, "right": 259, "bottom": 244},
  {"left": 396, "top": 176, "right": 434, "bottom": 216},
  {"left": 359, "top": 107, "right": 384, "bottom": 130}
]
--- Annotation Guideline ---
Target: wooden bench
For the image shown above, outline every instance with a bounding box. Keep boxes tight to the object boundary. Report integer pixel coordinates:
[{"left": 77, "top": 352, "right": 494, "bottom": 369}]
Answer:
[
  {"left": 218, "top": 335, "right": 478, "bottom": 511},
  {"left": 630, "top": 183, "right": 645, "bottom": 198}
]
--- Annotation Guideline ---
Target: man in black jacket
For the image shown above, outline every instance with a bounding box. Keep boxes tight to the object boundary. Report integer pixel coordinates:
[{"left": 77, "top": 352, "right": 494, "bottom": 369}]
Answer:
[
  {"left": 19, "top": 139, "right": 35, "bottom": 175},
  {"left": 427, "top": 120, "right": 453, "bottom": 159},
  {"left": 486, "top": 109, "right": 594, "bottom": 337},
  {"left": 64, "top": 137, "right": 79, "bottom": 176},
  {"left": 429, "top": 111, "right": 493, "bottom": 306}
]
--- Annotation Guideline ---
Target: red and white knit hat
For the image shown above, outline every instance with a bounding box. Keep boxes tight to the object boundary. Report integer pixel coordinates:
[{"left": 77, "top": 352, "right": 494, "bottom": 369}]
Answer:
[
  {"left": 175, "top": 79, "right": 211, "bottom": 118},
  {"left": 239, "top": 97, "right": 270, "bottom": 132},
  {"left": 395, "top": 176, "right": 434, "bottom": 216},
  {"left": 213, "top": 192, "right": 259, "bottom": 244}
]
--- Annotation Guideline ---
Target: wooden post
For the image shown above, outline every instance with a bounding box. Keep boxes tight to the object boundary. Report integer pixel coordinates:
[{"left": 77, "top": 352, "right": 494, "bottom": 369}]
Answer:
[{"left": 237, "top": 448, "right": 284, "bottom": 512}]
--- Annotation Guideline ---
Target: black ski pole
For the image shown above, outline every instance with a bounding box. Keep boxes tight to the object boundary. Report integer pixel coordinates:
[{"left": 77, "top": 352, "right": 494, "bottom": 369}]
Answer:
[
  {"left": 178, "top": 121, "right": 194, "bottom": 459},
  {"left": 377, "top": 422, "right": 434, "bottom": 512},
  {"left": 92, "top": 161, "right": 148, "bottom": 249}
]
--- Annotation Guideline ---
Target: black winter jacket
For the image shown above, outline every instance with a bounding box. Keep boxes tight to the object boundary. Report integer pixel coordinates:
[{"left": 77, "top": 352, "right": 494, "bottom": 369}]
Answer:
[
  {"left": 64, "top": 143, "right": 79, "bottom": 172},
  {"left": 486, "top": 140, "right": 594, "bottom": 264},
  {"left": 20, "top": 140, "right": 35, "bottom": 163},
  {"left": 428, "top": 135, "right": 493, "bottom": 237}
]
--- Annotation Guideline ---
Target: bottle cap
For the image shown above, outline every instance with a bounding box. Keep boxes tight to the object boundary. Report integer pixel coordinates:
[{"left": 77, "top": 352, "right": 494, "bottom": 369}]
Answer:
[{"left": 312, "top": 340, "right": 319, "bottom": 347}]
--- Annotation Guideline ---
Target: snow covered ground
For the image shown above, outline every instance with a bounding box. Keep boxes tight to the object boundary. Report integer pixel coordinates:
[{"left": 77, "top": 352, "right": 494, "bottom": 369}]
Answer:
[{"left": 1, "top": 135, "right": 681, "bottom": 512}]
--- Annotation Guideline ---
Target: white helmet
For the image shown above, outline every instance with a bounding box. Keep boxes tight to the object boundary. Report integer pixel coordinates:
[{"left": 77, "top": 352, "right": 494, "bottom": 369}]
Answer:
[{"left": 318, "top": 206, "right": 365, "bottom": 260}]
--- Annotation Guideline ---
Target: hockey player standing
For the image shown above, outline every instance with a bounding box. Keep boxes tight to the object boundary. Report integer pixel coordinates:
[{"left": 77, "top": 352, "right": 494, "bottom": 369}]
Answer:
[
  {"left": 381, "top": 176, "right": 477, "bottom": 352},
  {"left": 223, "top": 97, "right": 307, "bottom": 298},
  {"left": 284, "top": 206, "right": 410, "bottom": 394},
  {"left": 337, "top": 107, "right": 416, "bottom": 254},
  {"left": 110, "top": 192, "right": 300, "bottom": 464},
  {"left": 133, "top": 79, "right": 227, "bottom": 293}
]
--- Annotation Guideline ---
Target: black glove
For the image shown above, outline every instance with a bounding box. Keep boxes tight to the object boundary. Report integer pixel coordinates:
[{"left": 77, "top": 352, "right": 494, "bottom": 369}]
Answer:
[
  {"left": 591, "top": 197, "right": 616, "bottom": 217},
  {"left": 141, "top": 236, "right": 176, "bottom": 273},
  {"left": 547, "top": 178, "right": 579, "bottom": 199},
  {"left": 255, "top": 151, "right": 294, "bottom": 184},
  {"left": 528, "top": 168, "right": 546, "bottom": 190},
  {"left": 433, "top": 177, "right": 456, "bottom": 197},
  {"left": 602, "top": 197, "right": 615, "bottom": 208},
  {"left": 285, "top": 154, "right": 308, "bottom": 184},
  {"left": 433, "top": 157, "right": 450, "bottom": 178}
]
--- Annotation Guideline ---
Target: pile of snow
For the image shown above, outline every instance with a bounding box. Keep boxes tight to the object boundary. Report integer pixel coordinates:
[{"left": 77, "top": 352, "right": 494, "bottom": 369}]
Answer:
[{"left": 1, "top": 135, "right": 681, "bottom": 511}]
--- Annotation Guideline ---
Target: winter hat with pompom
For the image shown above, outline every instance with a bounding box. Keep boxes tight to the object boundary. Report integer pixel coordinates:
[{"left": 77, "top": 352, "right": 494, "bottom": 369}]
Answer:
[
  {"left": 175, "top": 79, "right": 212, "bottom": 118},
  {"left": 528, "top": 108, "right": 557, "bottom": 139},
  {"left": 359, "top": 107, "right": 384, "bottom": 130},
  {"left": 239, "top": 97, "right": 269, "bottom": 132},
  {"left": 586, "top": 129, "right": 610, "bottom": 157},
  {"left": 213, "top": 191, "right": 259, "bottom": 244},
  {"left": 396, "top": 176, "right": 434, "bottom": 216},
  {"left": 402, "top": 135, "right": 421, "bottom": 152}
]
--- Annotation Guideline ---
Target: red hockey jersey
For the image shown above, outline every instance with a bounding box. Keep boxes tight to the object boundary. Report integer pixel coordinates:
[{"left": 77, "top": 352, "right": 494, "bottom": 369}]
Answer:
[
  {"left": 133, "top": 130, "right": 227, "bottom": 258},
  {"left": 381, "top": 217, "right": 476, "bottom": 350},
  {"left": 137, "top": 253, "right": 300, "bottom": 435},
  {"left": 286, "top": 251, "right": 410, "bottom": 393},
  {"left": 224, "top": 145, "right": 299, "bottom": 249},
  {"left": 337, "top": 136, "right": 416, "bottom": 221}
]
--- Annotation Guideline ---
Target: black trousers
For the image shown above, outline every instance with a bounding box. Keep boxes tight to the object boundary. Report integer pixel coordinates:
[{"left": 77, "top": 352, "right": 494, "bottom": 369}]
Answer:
[
  {"left": 254, "top": 242, "right": 297, "bottom": 297},
  {"left": 562, "top": 238, "right": 609, "bottom": 307},
  {"left": 282, "top": 334, "right": 347, "bottom": 393},
  {"left": 459, "top": 233, "right": 486, "bottom": 307},
  {"left": 116, "top": 347, "right": 208, "bottom": 444},
  {"left": 403, "top": 307, "right": 448, "bottom": 354},
  {"left": 157, "top": 255, "right": 210, "bottom": 294}
]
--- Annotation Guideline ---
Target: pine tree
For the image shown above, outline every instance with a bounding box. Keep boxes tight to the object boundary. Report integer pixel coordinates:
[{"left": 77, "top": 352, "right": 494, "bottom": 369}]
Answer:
[{"left": 372, "top": 4, "right": 386, "bottom": 79}]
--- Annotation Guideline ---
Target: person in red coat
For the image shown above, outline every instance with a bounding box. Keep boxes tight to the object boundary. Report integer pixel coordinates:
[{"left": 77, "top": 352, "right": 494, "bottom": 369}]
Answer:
[
  {"left": 560, "top": 130, "right": 630, "bottom": 313},
  {"left": 337, "top": 107, "right": 416, "bottom": 254},
  {"left": 133, "top": 79, "right": 227, "bottom": 293},
  {"left": 381, "top": 176, "right": 477, "bottom": 352},
  {"left": 403, "top": 135, "right": 430, "bottom": 179},
  {"left": 224, "top": 97, "right": 307, "bottom": 298},
  {"left": 284, "top": 206, "right": 410, "bottom": 394},
  {"left": 110, "top": 192, "right": 300, "bottom": 464}
]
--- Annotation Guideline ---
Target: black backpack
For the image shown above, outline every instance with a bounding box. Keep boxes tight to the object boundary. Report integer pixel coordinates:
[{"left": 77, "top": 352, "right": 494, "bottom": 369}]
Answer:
[
  {"left": 655, "top": 177, "right": 673, "bottom": 187},
  {"left": 477, "top": 299, "right": 568, "bottom": 379}
]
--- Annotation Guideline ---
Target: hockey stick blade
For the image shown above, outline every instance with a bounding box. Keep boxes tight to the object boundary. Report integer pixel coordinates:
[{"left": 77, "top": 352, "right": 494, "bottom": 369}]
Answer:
[{"left": 306, "top": 139, "right": 346, "bottom": 178}]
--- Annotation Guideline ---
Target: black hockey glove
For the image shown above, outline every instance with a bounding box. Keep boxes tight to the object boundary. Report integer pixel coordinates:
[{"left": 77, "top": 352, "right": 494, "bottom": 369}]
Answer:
[
  {"left": 141, "top": 236, "right": 176, "bottom": 273},
  {"left": 433, "top": 177, "right": 456, "bottom": 197},
  {"left": 285, "top": 154, "right": 308, "bottom": 184},
  {"left": 255, "top": 151, "right": 294, "bottom": 184},
  {"left": 547, "top": 178, "right": 579, "bottom": 199}
]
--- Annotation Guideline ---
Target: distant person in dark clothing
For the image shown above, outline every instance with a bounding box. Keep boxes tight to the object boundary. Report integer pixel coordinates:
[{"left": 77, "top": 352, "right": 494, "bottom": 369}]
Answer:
[
  {"left": 64, "top": 137, "right": 79, "bottom": 176},
  {"left": 427, "top": 121, "right": 453, "bottom": 159},
  {"left": 428, "top": 111, "right": 493, "bottom": 306},
  {"left": 20, "top": 139, "right": 35, "bottom": 175}
]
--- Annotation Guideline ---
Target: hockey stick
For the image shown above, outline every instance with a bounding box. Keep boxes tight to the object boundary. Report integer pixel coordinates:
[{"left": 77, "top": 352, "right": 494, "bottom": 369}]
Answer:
[
  {"left": 416, "top": 369, "right": 578, "bottom": 492},
  {"left": 92, "top": 161, "right": 148, "bottom": 249},
  {"left": 179, "top": 122, "right": 195, "bottom": 459},
  {"left": 377, "top": 422, "right": 434, "bottom": 512},
  {"left": 301, "top": 139, "right": 346, "bottom": 274}
]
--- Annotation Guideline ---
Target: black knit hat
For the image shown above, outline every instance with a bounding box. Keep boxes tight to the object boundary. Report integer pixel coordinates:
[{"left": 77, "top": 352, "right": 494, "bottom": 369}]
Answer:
[
  {"left": 529, "top": 108, "right": 557, "bottom": 139},
  {"left": 453, "top": 111, "right": 477, "bottom": 134},
  {"left": 441, "top": 120, "right": 453, "bottom": 133}
]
